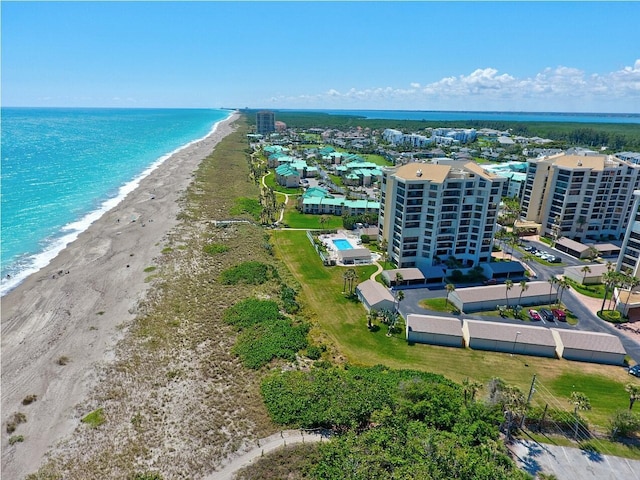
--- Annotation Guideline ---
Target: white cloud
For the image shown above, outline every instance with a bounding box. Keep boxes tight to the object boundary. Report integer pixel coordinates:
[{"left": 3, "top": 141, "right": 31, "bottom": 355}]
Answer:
[{"left": 269, "top": 60, "right": 640, "bottom": 112}]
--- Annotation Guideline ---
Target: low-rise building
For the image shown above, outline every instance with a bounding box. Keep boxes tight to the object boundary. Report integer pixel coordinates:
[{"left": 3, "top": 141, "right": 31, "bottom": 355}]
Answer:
[
  {"left": 462, "top": 320, "right": 557, "bottom": 357},
  {"left": 406, "top": 314, "right": 464, "bottom": 347},
  {"left": 551, "top": 329, "right": 626, "bottom": 365}
]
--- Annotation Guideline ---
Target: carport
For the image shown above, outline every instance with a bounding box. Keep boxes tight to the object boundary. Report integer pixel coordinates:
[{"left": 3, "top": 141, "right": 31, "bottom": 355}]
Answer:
[
  {"left": 406, "top": 314, "right": 464, "bottom": 347},
  {"left": 551, "top": 329, "right": 627, "bottom": 365},
  {"left": 555, "top": 238, "right": 590, "bottom": 259},
  {"left": 485, "top": 261, "right": 526, "bottom": 280},
  {"left": 462, "top": 320, "right": 557, "bottom": 357},
  {"left": 382, "top": 268, "right": 427, "bottom": 287}
]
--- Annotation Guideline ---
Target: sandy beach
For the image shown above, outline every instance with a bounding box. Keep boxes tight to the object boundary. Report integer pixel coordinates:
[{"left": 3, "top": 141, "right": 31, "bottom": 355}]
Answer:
[{"left": 1, "top": 112, "right": 239, "bottom": 478}]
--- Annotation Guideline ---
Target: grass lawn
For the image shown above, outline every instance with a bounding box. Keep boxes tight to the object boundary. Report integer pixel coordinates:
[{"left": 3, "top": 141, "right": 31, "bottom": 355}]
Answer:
[
  {"left": 565, "top": 277, "right": 608, "bottom": 299},
  {"left": 271, "top": 230, "right": 633, "bottom": 430},
  {"left": 419, "top": 298, "right": 459, "bottom": 313},
  {"left": 263, "top": 171, "right": 303, "bottom": 195},
  {"left": 281, "top": 203, "right": 344, "bottom": 230},
  {"left": 328, "top": 173, "right": 344, "bottom": 187},
  {"left": 361, "top": 153, "right": 393, "bottom": 167}
]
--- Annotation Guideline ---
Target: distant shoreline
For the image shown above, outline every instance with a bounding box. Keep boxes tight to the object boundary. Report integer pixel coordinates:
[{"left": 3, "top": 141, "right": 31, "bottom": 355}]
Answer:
[{"left": 270, "top": 109, "right": 640, "bottom": 124}]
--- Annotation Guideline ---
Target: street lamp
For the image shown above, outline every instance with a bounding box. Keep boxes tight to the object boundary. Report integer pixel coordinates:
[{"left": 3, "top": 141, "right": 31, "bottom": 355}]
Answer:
[{"left": 511, "top": 331, "right": 521, "bottom": 356}]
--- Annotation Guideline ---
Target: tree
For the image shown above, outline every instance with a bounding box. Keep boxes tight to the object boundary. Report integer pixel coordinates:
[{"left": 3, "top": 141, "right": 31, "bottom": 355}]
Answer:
[
  {"left": 580, "top": 265, "right": 592, "bottom": 285},
  {"left": 569, "top": 391, "right": 591, "bottom": 438},
  {"left": 394, "top": 272, "right": 404, "bottom": 288},
  {"left": 587, "top": 246, "right": 600, "bottom": 261},
  {"left": 505, "top": 280, "right": 514, "bottom": 309},
  {"left": 318, "top": 215, "right": 330, "bottom": 230},
  {"left": 557, "top": 278, "right": 570, "bottom": 305},
  {"left": 548, "top": 277, "right": 559, "bottom": 304},
  {"left": 395, "top": 290, "right": 405, "bottom": 315},
  {"left": 624, "top": 274, "right": 640, "bottom": 311},
  {"left": 626, "top": 383, "right": 640, "bottom": 410},
  {"left": 345, "top": 268, "right": 358, "bottom": 295},
  {"left": 502, "top": 385, "right": 527, "bottom": 441},
  {"left": 600, "top": 269, "right": 617, "bottom": 312},
  {"left": 508, "top": 236, "right": 519, "bottom": 260},
  {"left": 445, "top": 283, "right": 456, "bottom": 306},
  {"left": 461, "top": 377, "right": 483, "bottom": 406},
  {"left": 517, "top": 280, "right": 528, "bottom": 307},
  {"left": 380, "top": 238, "right": 389, "bottom": 268}
]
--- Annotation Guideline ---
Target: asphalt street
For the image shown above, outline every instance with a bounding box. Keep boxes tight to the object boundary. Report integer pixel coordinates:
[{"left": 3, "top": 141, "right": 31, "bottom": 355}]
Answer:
[{"left": 398, "top": 238, "right": 640, "bottom": 364}]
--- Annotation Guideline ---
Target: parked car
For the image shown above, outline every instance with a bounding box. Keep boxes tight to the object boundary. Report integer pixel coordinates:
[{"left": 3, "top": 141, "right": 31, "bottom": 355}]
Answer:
[
  {"left": 549, "top": 256, "right": 562, "bottom": 263},
  {"left": 483, "top": 278, "right": 498, "bottom": 285},
  {"left": 539, "top": 308, "right": 555, "bottom": 321},
  {"left": 544, "top": 255, "right": 556, "bottom": 262},
  {"left": 552, "top": 309, "right": 567, "bottom": 321},
  {"left": 629, "top": 365, "right": 640, "bottom": 378},
  {"left": 535, "top": 251, "right": 547, "bottom": 257},
  {"left": 528, "top": 309, "right": 542, "bottom": 321},
  {"left": 524, "top": 246, "right": 535, "bottom": 252}
]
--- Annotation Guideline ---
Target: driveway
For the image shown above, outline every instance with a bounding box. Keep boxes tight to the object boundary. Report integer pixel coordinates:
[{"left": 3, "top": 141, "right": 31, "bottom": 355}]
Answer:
[
  {"left": 511, "top": 439, "right": 640, "bottom": 480},
  {"left": 396, "top": 239, "right": 640, "bottom": 363}
]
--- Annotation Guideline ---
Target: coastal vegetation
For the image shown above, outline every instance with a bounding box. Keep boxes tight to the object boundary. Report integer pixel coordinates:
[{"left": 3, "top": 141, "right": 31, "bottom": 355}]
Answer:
[
  {"left": 244, "top": 109, "right": 640, "bottom": 150},
  {"left": 25, "top": 113, "right": 640, "bottom": 479}
]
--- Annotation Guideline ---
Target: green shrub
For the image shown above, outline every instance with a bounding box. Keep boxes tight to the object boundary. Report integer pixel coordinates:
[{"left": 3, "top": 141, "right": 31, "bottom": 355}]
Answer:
[
  {"left": 281, "top": 285, "right": 300, "bottom": 314},
  {"left": 203, "top": 243, "right": 229, "bottom": 256},
  {"left": 599, "top": 310, "right": 624, "bottom": 323},
  {"left": 143, "top": 266, "right": 157, "bottom": 273},
  {"left": 8, "top": 435, "right": 24, "bottom": 445},
  {"left": 22, "top": 395, "right": 37, "bottom": 405},
  {"left": 306, "top": 345, "right": 322, "bottom": 360},
  {"left": 219, "top": 261, "right": 275, "bottom": 285},
  {"left": 81, "top": 408, "right": 106, "bottom": 428},
  {"left": 223, "top": 298, "right": 282, "bottom": 330},
  {"left": 608, "top": 409, "right": 640, "bottom": 438},
  {"left": 232, "top": 319, "right": 309, "bottom": 369},
  {"left": 230, "top": 197, "right": 262, "bottom": 220},
  {"left": 6, "top": 412, "right": 27, "bottom": 434}
]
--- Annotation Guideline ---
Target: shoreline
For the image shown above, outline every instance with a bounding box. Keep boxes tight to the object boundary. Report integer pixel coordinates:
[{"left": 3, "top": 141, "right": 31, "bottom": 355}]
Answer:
[
  {"left": 1, "top": 112, "right": 240, "bottom": 478},
  {"left": 1, "top": 112, "right": 232, "bottom": 296}
]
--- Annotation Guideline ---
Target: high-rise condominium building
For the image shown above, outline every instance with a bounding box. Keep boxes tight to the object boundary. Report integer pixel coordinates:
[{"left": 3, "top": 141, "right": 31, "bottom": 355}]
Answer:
[
  {"left": 618, "top": 190, "right": 640, "bottom": 276},
  {"left": 378, "top": 162, "right": 505, "bottom": 270},
  {"left": 521, "top": 153, "right": 640, "bottom": 242},
  {"left": 256, "top": 110, "right": 275, "bottom": 135}
]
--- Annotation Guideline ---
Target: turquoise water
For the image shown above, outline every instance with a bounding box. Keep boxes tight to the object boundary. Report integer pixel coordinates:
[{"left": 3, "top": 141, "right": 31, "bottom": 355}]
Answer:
[
  {"left": 1, "top": 107, "right": 230, "bottom": 295},
  {"left": 333, "top": 239, "right": 354, "bottom": 251}
]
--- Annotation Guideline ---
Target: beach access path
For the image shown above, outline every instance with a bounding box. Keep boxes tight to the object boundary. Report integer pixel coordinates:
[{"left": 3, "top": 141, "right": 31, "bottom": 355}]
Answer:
[{"left": 1, "top": 113, "right": 239, "bottom": 479}]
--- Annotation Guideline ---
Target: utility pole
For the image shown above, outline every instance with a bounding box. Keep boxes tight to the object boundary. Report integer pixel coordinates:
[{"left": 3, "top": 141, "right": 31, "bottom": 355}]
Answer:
[{"left": 520, "top": 374, "right": 537, "bottom": 428}]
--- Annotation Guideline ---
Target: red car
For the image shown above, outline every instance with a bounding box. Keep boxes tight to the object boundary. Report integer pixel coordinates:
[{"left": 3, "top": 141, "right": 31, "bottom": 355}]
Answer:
[
  {"left": 528, "top": 309, "right": 542, "bottom": 321},
  {"left": 552, "top": 309, "right": 567, "bottom": 322}
]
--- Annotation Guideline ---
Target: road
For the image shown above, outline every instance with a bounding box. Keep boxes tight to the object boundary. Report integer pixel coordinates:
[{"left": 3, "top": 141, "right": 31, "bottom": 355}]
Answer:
[{"left": 398, "top": 238, "right": 640, "bottom": 363}]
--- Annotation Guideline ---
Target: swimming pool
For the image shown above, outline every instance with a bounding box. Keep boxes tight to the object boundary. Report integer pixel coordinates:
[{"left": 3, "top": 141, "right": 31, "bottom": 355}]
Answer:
[{"left": 332, "top": 238, "right": 354, "bottom": 251}]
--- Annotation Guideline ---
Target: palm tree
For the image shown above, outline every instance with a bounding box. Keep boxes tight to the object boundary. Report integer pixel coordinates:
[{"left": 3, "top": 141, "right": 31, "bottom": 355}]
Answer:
[
  {"left": 548, "top": 277, "right": 559, "bottom": 304},
  {"left": 380, "top": 239, "right": 389, "bottom": 268},
  {"left": 342, "top": 269, "right": 350, "bottom": 293},
  {"left": 600, "top": 270, "right": 617, "bottom": 312},
  {"left": 503, "top": 385, "right": 527, "bottom": 441},
  {"left": 587, "top": 246, "right": 600, "bottom": 261},
  {"left": 395, "top": 290, "right": 405, "bottom": 315},
  {"left": 505, "top": 280, "right": 514, "bottom": 309},
  {"left": 345, "top": 268, "right": 358, "bottom": 295},
  {"left": 394, "top": 272, "right": 404, "bottom": 288},
  {"left": 445, "top": 283, "right": 456, "bottom": 306},
  {"left": 569, "top": 391, "right": 591, "bottom": 438},
  {"left": 624, "top": 274, "right": 640, "bottom": 311},
  {"left": 625, "top": 383, "right": 640, "bottom": 410},
  {"left": 318, "top": 215, "right": 329, "bottom": 230},
  {"left": 557, "top": 278, "right": 570, "bottom": 305},
  {"left": 461, "top": 377, "right": 483, "bottom": 406},
  {"left": 580, "top": 265, "right": 592, "bottom": 285},
  {"left": 517, "top": 280, "right": 528, "bottom": 307}
]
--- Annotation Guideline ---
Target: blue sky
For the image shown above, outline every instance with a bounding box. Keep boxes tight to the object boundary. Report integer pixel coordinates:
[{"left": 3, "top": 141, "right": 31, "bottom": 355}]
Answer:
[{"left": 2, "top": 1, "right": 639, "bottom": 112}]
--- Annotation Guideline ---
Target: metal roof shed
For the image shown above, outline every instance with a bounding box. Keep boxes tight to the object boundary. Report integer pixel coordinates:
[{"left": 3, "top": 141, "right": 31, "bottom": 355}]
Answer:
[
  {"left": 462, "top": 320, "right": 557, "bottom": 357},
  {"left": 356, "top": 279, "right": 395, "bottom": 313},
  {"left": 406, "top": 314, "right": 464, "bottom": 348},
  {"left": 551, "top": 329, "right": 627, "bottom": 365}
]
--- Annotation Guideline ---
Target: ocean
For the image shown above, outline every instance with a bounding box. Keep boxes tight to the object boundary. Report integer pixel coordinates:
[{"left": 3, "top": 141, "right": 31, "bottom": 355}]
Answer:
[
  {"left": 2, "top": 107, "right": 637, "bottom": 296},
  {"left": 1, "top": 107, "right": 231, "bottom": 296}
]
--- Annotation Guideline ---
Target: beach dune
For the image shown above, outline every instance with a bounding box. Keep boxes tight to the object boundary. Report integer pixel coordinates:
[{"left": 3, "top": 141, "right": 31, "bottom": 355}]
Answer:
[{"left": 1, "top": 113, "right": 239, "bottom": 478}]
